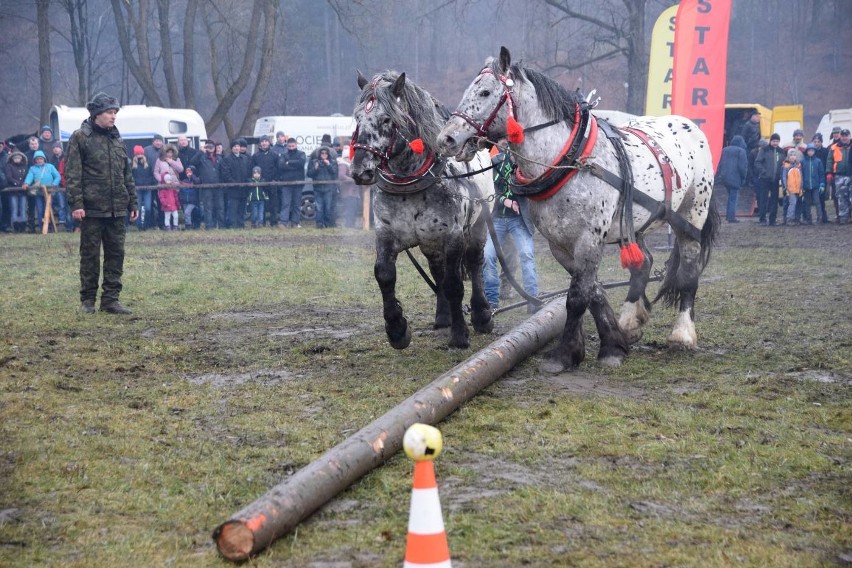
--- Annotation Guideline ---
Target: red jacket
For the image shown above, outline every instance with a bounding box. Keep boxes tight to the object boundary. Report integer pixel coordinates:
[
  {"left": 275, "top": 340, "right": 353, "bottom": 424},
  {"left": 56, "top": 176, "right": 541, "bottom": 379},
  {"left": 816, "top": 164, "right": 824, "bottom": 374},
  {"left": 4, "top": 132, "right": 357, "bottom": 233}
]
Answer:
[{"left": 158, "top": 187, "right": 180, "bottom": 212}]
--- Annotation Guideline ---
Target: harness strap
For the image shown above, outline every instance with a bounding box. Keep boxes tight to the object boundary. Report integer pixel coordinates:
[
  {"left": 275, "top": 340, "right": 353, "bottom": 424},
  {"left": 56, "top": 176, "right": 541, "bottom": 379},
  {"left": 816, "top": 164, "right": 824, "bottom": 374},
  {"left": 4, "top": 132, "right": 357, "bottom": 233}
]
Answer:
[
  {"left": 513, "top": 108, "right": 597, "bottom": 201},
  {"left": 622, "top": 127, "right": 682, "bottom": 206},
  {"left": 586, "top": 163, "right": 700, "bottom": 241}
]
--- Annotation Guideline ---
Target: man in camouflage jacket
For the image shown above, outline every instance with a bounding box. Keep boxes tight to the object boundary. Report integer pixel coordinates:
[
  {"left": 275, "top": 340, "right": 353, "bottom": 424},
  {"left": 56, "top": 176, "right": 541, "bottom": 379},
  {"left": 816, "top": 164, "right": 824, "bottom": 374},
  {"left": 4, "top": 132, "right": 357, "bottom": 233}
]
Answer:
[{"left": 66, "top": 92, "right": 138, "bottom": 314}]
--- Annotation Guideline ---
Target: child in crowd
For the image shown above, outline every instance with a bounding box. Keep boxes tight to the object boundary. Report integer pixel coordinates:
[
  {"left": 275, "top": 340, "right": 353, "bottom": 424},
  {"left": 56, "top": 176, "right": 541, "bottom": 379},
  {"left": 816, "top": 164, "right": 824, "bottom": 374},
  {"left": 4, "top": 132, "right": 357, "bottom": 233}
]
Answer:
[
  {"left": 781, "top": 149, "right": 803, "bottom": 225},
  {"left": 180, "top": 166, "right": 201, "bottom": 230},
  {"left": 22, "top": 150, "right": 61, "bottom": 232},
  {"left": 159, "top": 173, "right": 181, "bottom": 230},
  {"left": 247, "top": 166, "right": 267, "bottom": 228}
]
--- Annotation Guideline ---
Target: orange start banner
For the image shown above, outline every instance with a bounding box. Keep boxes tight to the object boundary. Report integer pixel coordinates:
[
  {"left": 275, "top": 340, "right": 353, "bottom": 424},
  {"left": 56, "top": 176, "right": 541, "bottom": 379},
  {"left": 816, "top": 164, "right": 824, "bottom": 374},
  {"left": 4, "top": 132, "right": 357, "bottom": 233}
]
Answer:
[{"left": 671, "top": 0, "right": 732, "bottom": 168}]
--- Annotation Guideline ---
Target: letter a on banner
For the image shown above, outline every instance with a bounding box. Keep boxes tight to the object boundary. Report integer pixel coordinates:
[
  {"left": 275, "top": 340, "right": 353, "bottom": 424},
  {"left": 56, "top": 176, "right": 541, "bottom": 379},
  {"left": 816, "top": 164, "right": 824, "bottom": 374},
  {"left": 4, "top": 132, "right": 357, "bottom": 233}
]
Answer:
[
  {"left": 645, "top": 5, "right": 678, "bottom": 116},
  {"left": 671, "top": 0, "right": 732, "bottom": 168}
]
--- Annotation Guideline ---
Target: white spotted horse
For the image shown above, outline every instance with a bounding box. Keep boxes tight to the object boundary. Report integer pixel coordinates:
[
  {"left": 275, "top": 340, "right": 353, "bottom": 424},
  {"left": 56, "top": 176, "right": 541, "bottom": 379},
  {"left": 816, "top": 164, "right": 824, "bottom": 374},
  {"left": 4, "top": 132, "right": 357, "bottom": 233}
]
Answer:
[
  {"left": 350, "top": 71, "right": 494, "bottom": 349},
  {"left": 438, "top": 47, "right": 719, "bottom": 372}
]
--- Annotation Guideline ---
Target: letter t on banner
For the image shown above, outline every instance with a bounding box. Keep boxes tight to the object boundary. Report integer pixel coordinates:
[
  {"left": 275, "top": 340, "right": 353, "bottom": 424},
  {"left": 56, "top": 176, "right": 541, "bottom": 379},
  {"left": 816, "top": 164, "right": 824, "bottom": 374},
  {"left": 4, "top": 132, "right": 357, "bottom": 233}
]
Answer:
[{"left": 670, "top": 0, "right": 731, "bottom": 169}]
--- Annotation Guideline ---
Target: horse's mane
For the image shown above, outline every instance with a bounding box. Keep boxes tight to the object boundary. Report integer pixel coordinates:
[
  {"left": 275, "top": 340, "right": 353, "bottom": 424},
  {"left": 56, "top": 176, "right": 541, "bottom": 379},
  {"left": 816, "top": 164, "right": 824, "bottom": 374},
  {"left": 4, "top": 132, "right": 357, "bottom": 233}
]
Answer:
[
  {"left": 485, "top": 59, "right": 583, "bottom": 123},
  {"left": 355, "top": 71, "right": 450, "bottom": 148}
]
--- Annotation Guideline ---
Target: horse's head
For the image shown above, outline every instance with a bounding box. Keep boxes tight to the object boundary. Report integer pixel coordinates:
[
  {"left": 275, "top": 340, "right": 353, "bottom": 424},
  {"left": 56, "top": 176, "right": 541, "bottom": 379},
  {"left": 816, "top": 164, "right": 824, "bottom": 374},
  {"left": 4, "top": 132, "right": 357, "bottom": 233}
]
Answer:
[
  {"left": 439, "top": 46, "right": 516, "bottom": 162},
  {"left": 351, "top": 70, "right": 441, "bottom": 185}
]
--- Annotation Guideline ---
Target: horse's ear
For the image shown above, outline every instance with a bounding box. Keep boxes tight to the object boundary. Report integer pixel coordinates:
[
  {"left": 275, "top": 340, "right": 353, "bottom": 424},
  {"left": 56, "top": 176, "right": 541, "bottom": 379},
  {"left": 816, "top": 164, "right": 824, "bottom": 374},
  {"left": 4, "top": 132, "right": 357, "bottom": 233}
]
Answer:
[
  {"left": 357, "top": 70, "right": 369, "bottom": 90},
  {"left": 499, "top": 46, "right": 511, "bottom": 73},
  {"left": 391, "top": 73, "right": 406, "bottom": 98}
]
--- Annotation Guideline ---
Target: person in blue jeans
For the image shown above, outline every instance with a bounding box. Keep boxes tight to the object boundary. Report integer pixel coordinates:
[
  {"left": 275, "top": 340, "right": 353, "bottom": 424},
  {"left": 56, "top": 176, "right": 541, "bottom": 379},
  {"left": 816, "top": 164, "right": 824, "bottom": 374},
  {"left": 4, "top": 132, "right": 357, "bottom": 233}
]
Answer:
[
  {"left": 483, "top": 144, "right": 539, "bottom": 312},
  {"left": 307, "top": 146, "right": 338, "bottom": 228}
]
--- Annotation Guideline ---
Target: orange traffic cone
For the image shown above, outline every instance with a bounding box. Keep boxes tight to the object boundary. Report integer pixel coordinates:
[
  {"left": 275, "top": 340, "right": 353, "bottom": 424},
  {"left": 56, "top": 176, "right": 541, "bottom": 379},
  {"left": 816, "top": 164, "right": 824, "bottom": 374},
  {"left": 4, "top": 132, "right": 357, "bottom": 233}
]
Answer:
[{"left": 403, "top": 424, "right": 451, "bottom": 568}]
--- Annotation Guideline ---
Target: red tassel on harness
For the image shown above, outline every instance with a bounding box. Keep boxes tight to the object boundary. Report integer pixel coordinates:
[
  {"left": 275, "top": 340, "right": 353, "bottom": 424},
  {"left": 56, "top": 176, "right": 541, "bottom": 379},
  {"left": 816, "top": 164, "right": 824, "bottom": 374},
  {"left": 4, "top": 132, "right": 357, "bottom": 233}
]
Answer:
[
  {"left": 507, "top": 115, "right": 524, "bottom": 144},
  {"left": 409, "top": 138, "right": 425, "bottom": 154},
  {"left": 620, "top": 242, "right": 645, "bottom": 270},
  {"left": 349, "top": 144, "right": 355, "bottom": 161}
]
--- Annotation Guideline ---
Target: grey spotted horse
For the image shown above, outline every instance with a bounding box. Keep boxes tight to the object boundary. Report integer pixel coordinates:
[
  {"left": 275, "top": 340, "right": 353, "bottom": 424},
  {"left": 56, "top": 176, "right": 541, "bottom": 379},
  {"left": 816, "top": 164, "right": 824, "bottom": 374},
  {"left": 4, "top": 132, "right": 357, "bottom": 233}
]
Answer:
[
  {"left": 350, "top": 71, "right": 494, "bottom": 349},
  {"left": 438, "top": 47, "right": 719, "bottom": 372}
]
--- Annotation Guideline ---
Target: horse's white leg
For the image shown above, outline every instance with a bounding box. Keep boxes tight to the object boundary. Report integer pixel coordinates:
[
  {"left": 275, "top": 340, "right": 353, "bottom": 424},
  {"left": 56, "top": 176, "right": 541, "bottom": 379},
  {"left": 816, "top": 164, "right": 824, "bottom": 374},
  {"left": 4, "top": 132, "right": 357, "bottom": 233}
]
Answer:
[
  {"left": 665, "top": 238, "right": 701, "bottom": 350},
  {"left": 669, "top": 310, "right": 697, "bottom": 349},
  {"left": 618, "top": 236, "right": 653, "bottom": 344}
]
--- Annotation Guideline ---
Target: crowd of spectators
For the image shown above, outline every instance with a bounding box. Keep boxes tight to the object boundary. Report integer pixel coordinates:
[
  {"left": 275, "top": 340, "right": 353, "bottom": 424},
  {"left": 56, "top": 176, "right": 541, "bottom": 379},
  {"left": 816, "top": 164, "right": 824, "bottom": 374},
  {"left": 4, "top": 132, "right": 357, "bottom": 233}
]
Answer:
[
  {"left": 0, "top": 126, "right": 364, "bottom": 233},
  {"left": 718, "top": 110, "right": 851, "bottom": 226}
]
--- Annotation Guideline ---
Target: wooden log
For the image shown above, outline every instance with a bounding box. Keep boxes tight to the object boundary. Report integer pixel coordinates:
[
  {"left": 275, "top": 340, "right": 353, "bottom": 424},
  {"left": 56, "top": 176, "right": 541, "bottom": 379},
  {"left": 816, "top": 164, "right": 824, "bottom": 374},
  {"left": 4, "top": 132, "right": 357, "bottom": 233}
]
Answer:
[{"left": 213, "top": 298, "right": 568, "bottom": 561}]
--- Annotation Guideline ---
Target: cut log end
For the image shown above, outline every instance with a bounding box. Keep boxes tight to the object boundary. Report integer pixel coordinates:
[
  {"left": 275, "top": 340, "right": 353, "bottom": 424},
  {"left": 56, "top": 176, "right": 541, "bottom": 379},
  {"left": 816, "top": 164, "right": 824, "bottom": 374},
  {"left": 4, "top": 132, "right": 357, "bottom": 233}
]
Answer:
[{"left": 215, "top": 520, "right": 256, "bottom": 561}]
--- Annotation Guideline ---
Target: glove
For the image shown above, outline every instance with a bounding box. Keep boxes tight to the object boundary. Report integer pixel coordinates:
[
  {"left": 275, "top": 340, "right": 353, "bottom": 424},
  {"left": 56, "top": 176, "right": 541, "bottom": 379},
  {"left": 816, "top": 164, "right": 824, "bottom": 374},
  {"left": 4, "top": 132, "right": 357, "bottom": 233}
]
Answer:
[
  {"left": 826, "top": 173, "right": 834, "bottom": 184},
  {"left": 819, "top": 185, "right": 825, "bottom": 195}
]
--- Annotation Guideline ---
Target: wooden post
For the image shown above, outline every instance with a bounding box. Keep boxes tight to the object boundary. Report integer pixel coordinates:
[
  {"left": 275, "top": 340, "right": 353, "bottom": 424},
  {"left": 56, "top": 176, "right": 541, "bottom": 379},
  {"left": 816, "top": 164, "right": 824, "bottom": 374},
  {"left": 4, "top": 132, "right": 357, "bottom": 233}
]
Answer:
[
  {"left": 41, "top": 186, "right": 57, "bottom": 235},
  {"left": 213, "top": 299, "right": 567, "bottom": 561}
]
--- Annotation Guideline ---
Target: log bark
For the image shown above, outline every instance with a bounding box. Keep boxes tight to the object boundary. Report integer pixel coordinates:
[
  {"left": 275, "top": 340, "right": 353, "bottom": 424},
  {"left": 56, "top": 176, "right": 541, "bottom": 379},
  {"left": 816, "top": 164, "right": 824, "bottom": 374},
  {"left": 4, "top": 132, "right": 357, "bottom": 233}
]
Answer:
[{"left": 213, "top": 299, "right": 568, "bottom": 561}]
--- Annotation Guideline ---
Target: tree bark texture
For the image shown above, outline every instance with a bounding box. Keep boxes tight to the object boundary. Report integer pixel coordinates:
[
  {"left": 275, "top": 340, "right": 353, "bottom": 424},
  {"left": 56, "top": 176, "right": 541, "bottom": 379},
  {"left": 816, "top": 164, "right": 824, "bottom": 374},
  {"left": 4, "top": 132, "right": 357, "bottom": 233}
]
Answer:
[
  {"left": 213, "top": 299, "right": 568, "bottom": 561},
  {"left": 36, "top": 0, "right": 52, "bottom": 125}
]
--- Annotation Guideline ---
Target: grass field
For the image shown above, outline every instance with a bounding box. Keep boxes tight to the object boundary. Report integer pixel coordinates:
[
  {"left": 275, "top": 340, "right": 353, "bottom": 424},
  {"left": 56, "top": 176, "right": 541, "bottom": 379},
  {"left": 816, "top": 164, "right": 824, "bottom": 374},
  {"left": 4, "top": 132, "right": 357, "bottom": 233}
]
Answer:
[{"left": 0, "top": 219, "right": 850, "bottom": 567}]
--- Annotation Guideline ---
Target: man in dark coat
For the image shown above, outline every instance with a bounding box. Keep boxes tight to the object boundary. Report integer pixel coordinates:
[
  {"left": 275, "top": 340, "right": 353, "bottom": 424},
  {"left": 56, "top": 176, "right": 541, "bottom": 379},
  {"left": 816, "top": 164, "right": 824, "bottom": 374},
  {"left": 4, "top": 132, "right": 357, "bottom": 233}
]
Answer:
[
  {"left": 65, "top": 92, "right": 138, "bottom": 314},
  {"left": 251, "top": 135, "right": 279, "bottom": 227},
  {"left": 219, "top": 138, "right": 251, "bottom": 228},
  {"left": 196, "top": 139, "right": 223, "bottom": 229},
  {"left": 277, "top": 137, "right": 307, "bottom": 228},
  {"left": 753, "top": 133, "right": 787, "bottom": 226},
  {"left": 177, "top": 135, "right": 200, "bottom": 181},
  {"left": 716, "top": 135, "right": 749, "bottom": 222}
]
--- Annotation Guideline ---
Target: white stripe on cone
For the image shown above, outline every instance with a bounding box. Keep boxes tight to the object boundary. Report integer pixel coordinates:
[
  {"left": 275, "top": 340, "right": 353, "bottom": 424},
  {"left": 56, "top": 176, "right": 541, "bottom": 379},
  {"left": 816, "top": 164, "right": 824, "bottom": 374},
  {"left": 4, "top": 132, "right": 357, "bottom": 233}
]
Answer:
[
  {"left": 407, "top": 487, "right": 445, "bottom": 534},
  {"left": 404, "top": 560, "right": 452, "bottom": 568}
]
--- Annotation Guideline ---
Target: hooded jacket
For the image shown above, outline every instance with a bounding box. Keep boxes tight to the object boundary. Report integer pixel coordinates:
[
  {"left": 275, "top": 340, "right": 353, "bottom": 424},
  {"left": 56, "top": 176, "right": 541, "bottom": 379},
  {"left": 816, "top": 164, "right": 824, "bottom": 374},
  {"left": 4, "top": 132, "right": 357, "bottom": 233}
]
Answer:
[
  {"left": 65, "top": 119, "right": 137, "bottom": 217},
  {"left": 154, "top": 144, "right": 184, "bottom": 184},
  {"left": 800, "top": 151, "right": 825, "bottom": 191},
  {"left": 24, "top": 150, "right": 61, "bottom": 188},
  {"left": 717, "top": 135, "right": 748, "bottom": 189},
  {"left": 4, "top": 151, "right": 28, "bottom": 187}
]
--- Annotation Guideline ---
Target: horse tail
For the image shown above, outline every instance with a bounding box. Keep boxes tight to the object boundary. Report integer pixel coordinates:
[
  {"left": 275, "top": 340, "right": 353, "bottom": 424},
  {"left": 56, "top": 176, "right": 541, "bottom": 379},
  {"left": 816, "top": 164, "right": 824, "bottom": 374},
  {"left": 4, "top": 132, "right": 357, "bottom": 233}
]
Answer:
[{"left": 654, "top": 203, "right": 721, "bottom": 308}]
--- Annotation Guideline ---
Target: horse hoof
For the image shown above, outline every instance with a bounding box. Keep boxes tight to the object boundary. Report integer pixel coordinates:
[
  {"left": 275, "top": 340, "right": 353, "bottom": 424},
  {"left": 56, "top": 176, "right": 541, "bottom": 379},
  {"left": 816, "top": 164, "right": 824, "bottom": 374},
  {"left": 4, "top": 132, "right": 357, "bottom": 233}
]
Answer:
[
  {"left": 448, "top": 329, "right": 470, "bottom": 349},
  {"left": 472, "top": 314, "right": 494, "bottom": 334},
  {"left": 539, "top": 358, "right": 566, "bottom": 374},
  {"left": 667, "top": 337, "right": 696, "bottom": 351},
  {"left": 598, "top": 355, "right": 623, "bottom": 368},
  {"left": 387, "top": 323, "right": 412, "bottom": 350},
  {"left": 621, "top": 328, "right": 643, "bottom": 345}
]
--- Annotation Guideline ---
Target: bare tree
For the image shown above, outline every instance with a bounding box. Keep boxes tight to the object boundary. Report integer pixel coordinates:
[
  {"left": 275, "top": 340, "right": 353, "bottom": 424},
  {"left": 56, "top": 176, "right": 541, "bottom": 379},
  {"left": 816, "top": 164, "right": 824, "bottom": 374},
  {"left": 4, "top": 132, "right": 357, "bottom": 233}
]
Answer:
[
  {"left": 110, "top": 0, "right": 164, "bottom": 105},
  {"left": 36, "top": 0, "right": 52, "bottom": 124},
  {"left": 541, "top": 0, "right": 648, "bottom": 114}
]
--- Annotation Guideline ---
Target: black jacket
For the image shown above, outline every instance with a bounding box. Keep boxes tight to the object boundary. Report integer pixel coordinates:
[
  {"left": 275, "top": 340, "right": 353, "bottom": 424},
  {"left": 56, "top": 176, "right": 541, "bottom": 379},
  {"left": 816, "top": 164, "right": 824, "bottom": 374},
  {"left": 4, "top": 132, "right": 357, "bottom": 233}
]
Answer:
[
  {"left": 278, "top": 148, "right": 307, "bottom": 182},
  {"left": 195, "top": 151, "right": 220, "bottom": 185},
  {"left": 251, "top": 147, "right": 278, "bottom": 182},
  {"left": 754, "top": 144, "right": 786, "bottom": 183},
  {"left": 219, "top": 152, "right": 251, "bottom": 199}
]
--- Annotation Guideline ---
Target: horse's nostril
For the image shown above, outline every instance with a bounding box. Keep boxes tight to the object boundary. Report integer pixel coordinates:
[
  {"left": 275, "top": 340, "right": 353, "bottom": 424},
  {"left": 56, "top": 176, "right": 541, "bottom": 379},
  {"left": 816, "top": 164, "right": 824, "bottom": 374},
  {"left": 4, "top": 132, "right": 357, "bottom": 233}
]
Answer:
[{"left": 443, "top": 135, "right": 455, "bottom": 147}]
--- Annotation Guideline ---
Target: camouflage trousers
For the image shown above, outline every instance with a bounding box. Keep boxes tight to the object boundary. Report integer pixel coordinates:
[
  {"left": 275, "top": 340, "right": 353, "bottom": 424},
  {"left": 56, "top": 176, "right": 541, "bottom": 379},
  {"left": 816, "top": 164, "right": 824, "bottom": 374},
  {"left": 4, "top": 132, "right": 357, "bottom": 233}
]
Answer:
[
  {"left": 79, "top": 216, "right": 127, "bottom": 303},
  {"left": 836, "top": 175, "right": 851, "bottom": 221}
]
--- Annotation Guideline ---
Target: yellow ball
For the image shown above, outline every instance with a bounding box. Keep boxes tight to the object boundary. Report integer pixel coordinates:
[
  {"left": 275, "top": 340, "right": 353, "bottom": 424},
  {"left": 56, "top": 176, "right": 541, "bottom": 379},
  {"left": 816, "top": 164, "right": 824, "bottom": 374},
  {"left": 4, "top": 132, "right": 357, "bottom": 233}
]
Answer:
[{"left": 403, "top": 423, "right": 443, "bottom": 461}]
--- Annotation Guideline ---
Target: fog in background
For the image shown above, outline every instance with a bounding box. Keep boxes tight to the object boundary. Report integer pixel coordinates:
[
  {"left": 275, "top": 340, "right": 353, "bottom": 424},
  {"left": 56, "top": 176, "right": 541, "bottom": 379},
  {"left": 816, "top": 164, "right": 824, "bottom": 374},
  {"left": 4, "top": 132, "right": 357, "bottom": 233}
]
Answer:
[{"left": 0, "top": 0, "right": 849, "bottom": 141}]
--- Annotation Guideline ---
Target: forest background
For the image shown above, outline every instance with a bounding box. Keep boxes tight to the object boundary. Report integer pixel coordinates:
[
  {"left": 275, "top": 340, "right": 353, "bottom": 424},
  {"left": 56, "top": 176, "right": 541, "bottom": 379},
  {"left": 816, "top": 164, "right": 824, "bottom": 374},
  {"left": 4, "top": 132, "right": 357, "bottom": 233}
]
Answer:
[{"left": 0, "top": 0, "right": 849, "bottom": 142}]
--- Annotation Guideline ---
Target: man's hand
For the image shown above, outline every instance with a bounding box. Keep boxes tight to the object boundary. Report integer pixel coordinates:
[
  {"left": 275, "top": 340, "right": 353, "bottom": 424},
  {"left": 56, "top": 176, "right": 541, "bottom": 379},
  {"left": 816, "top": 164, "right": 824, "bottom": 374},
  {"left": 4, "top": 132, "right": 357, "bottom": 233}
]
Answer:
[
  {"left": 129, "top": 210, "right": 139, "bottom": 222},
  {"left": 72, "top": 208, "right": 85, "bottom": 221}
]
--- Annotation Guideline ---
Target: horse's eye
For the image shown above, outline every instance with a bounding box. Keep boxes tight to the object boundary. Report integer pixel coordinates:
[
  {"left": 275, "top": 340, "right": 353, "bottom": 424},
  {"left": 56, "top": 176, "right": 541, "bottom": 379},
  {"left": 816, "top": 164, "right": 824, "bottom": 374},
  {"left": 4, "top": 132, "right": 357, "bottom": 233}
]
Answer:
[{"left": 480, "top": 90, "right": 491, "bottom": 97}]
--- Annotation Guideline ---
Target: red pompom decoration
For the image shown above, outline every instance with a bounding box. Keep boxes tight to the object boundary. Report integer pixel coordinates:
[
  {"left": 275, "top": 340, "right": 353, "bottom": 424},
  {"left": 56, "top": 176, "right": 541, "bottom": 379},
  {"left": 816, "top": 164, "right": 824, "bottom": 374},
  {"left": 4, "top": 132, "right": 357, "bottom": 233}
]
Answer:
[
  {"left": 507, "top": 115, "right": 524, "bottom": 144},
  {"left": 349, "top": 144, "right": 355, "bottom": 161},
  {"left": 409, "top": 138, "right": 425, "bottom": 154},
  {"left": 620, "top": 242, "right": 645, "bottom": 270}
]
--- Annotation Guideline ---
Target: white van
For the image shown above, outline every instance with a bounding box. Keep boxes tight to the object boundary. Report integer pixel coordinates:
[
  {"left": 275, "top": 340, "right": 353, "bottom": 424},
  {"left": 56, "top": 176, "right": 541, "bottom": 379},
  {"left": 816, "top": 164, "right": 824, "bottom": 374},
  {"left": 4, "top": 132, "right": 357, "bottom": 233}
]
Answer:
[
  {"left": 49, "top": 104, "right": 208, "bottom": 150},
  {"left": 815, "top": 108, "right": 852, "bottom": 141},
  {"left": 253, "top": 115, "right": 354, "bottom": 154}
]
